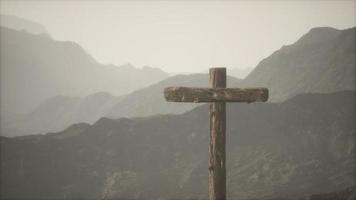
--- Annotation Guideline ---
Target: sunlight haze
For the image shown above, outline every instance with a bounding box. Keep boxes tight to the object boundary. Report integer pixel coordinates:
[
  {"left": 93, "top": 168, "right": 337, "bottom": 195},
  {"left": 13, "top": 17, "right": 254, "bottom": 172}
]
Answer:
[{"left": 1, "top": 0, "right": 355, "bottom": 73}]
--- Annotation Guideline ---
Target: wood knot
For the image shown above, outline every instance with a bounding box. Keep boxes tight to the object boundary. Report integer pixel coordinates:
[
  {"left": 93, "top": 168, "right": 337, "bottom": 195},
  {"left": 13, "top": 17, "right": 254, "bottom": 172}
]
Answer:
[{"left": 208, "top": 165, "right": 213, "bottom": 171}]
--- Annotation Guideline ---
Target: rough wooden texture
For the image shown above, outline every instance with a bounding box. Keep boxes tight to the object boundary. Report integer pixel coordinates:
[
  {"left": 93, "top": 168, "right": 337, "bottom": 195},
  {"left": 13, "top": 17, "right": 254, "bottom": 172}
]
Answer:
[
  {"left": 162, "top": 67, "right": 269, "bottom": 200},
  {"left": 164, "top": 87, "right": 268, "bottom": 103},
  {"left": 208, "top": 68, "right": 226, "bottom": 200}
]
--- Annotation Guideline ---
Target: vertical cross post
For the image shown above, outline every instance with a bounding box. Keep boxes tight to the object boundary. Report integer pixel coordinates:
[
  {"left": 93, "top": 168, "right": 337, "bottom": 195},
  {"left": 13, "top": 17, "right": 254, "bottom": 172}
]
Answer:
[
  {"left": 208, "top": 68, "right": 226, "bottom": 200},
  {"left": 164, "top": 67, "right": 268, "bottom": 200}
]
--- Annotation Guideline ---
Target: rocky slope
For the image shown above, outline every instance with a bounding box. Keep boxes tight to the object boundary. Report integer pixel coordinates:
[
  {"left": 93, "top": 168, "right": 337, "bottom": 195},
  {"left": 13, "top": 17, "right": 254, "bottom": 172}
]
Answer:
[
  {"left": 1, "top": 91, "right": 354, "bottom": 199},
  {"left": 242, "top": 27, "right": 356, "bottom": 101}
]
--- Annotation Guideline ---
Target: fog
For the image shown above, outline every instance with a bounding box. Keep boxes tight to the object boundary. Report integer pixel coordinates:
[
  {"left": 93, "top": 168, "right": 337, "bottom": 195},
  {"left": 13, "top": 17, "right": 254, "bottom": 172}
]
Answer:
[
  {"left": 1, "top": 1, "right": 356, "bottom": 199},
  {"left": 1, "top": 0, "right": 355, "bottom": 73}
]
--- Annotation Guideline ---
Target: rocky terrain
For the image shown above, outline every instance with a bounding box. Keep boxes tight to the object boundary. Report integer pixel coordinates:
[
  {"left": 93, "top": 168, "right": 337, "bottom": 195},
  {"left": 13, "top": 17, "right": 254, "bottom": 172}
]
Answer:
[{"left": 1, "top": 91, "right": 354, "bottom": 199}]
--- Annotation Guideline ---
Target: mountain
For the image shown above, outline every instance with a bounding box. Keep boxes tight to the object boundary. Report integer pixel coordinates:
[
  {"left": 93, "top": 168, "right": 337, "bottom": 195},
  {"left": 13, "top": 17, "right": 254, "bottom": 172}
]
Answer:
[
  {"left": 1, "top": 91, "right": 354, "bottom": 199},
  {"left": 3, "top": 26, "right": 355, "bottom": 137},
  {"left": 0, "top": 14, "right": 50, "bottom": 37},
  {"left": 1, "top": 92, "right": 122, "bottom": 137},
  {"left": 228, "top": 67, "right": 254, "bottom": 79},
  {"left": 0, "top": 26, "right": 168, "bottom": 117},
  {"left": 307, "top": 187, "right": 356, "bottom": 200},
  {"left": 2, "top": 74, "right": 241, "bottom": 137},
  {"left": 106, "top": 73, "right": 241, "bottom": 119},
  {"left": 242, "top": 27, "right": 356, "bottom": 101}
]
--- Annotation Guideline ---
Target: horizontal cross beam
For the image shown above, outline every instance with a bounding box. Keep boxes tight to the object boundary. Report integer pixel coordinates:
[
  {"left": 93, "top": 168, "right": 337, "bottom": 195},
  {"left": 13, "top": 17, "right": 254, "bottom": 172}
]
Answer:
[{"left": 164, "top": 87, "right": 268, "bottom": 103}]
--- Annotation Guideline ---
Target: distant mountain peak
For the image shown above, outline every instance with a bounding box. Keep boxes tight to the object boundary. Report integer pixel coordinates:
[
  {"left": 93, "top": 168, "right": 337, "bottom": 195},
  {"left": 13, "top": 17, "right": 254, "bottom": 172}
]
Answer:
[
  {"left": 117, "top": 64, "right": 167, "bottom": 74},
  {"left": 142, "top": 65, "right": 157, "bottom": 71},
  {"left": 295, "top": 26, "right": 341, "bottom": 46},
  {"left": 0, "top": 27, "right": 169, "bottom": 118},
  {"left": 94, "top": 117, "right": 117, "bottom": 128},
  {"left": 86, "top": 92, "right": 113, "bottom": 99},
  {"left": 243, "top": 26, "right": 355, "bottom": 102},
  {"left": 119, "top": 63, "right": 136, "bottom": 69},
  {"left": 308, "top": 26, "right": 339, "bottom": 32},
  {"left": 0, "top": 14, "right": 50, "bottom": 37},
  {"left": 142, "top": 65, "right": 153, "bottom": 69},
  {"left": 142, "top": 65, "right": 166, "bottom": 73}
]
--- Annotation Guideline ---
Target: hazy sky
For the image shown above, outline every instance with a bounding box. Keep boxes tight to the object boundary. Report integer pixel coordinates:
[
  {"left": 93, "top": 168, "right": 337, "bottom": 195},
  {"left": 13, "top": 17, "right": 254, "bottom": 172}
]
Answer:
[{"left": 1, "top": 1, "right": 355, "bottom": 73}]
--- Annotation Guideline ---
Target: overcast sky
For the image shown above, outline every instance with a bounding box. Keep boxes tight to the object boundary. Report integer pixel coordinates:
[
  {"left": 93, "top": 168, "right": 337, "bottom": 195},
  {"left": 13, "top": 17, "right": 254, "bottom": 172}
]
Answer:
[{"left": 1, "top": 1, "right": 355, "bottom": 73}]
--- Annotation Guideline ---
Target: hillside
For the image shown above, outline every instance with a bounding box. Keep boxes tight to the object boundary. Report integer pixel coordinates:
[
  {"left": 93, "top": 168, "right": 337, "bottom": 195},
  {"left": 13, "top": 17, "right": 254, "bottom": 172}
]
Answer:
[
  {"left": 1, "top": 92, "right": 122, "bottom": 137},
  {"left": 229, "top": 67, "right": 254, "bottom": 79},
  {"left": 0, "top": 26, "right": 168, "bottom": 117},
  {"left": 3, "top": 26, "right": 355, "bottom": 137},
  {"left": 2, "top": 74, "right": 241, "bottom": 137},
  {"left": 1, "top": 91, "right": 354, "bottom": 199},
  {"left": 242, "top": 27, "right": 356, "bottom": 101},
  {"left": 106, "top": 73, "right": 241, "bottom": 119}
]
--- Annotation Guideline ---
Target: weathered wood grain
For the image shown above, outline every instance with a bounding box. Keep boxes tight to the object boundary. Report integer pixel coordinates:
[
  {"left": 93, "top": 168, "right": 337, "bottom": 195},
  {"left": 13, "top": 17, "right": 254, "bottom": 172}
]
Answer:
[
  {"left": 163, "top": 67, "right": 269, "bottom": 200},
  {"left": 208, "top": 68, "right": 226, "bottom": 200},
  {"left": 164, "top": 87, "right": 268, "bottom": 103}
]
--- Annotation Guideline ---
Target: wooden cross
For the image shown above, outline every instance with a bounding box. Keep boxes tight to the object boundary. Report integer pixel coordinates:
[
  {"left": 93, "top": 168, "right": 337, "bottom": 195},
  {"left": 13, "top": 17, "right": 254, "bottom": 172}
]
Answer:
[{"left": 164, "top": 68, "right": 268, "bottom": 200}]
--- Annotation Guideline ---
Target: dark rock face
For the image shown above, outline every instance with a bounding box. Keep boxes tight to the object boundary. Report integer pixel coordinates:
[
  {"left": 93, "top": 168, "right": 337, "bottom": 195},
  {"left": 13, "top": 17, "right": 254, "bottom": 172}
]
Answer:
[
  {"left": 308, "top": 187, "right": 356, "bottom": 200},
  {"left": 243, "top": 27, "right": 356, "bottom": 102},
  {"left": 1, "top": 91, "right": 355, "bottom": 199}
]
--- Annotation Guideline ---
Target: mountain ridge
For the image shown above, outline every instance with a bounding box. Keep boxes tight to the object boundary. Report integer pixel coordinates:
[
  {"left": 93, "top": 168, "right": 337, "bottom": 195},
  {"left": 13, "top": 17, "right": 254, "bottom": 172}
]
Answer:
[
  {"left": 1, "top": 91, "right": 354, "bottom": 199},
  {"left": 0, "top": 26, "right": 168, "bottom": 118},
  {"left": 0, "top": 14, "right": 50, "bottom": 37},
  {"left": 2, "top": 26, "right": 355, "bottom": 137},
  {"left": 1, "top": 74, "right": 241, "bottom": 136},
  {"left": 242, "top": 26, "right": 356, "bottom": 101}
]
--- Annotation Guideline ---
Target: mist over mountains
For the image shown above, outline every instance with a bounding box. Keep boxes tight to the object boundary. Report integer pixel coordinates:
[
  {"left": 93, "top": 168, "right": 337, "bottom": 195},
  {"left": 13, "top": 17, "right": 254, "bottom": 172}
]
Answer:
[
  {"left": 0, "top": 14, "right": 50, "bottom": 36},
  {"left": 2, "top": 24, "right": 355, "bottom": 137},
  {"left": 228, "top": 67, "right": 254, "bottom": 79},
  {"left": 2, "top": 74, "right": 240, "bottom": 136},
  {"left": 0, "top": 15, "right": 355, "bottom": 200},
  {"left": 0, "top": 24, "right": 168, "bottom": 117}
]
